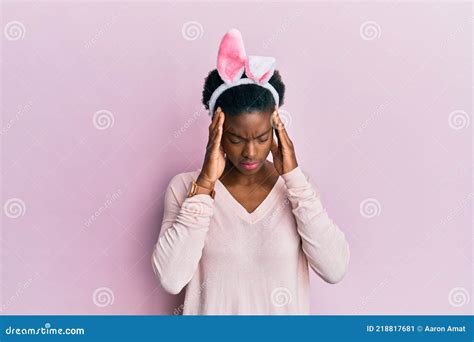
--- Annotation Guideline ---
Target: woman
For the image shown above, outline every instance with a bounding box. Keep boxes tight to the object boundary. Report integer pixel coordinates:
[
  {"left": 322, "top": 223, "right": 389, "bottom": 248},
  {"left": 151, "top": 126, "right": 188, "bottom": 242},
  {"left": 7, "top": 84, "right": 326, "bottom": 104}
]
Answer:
[{"left": 152, "top": 29, "right": 350, "bottom": 315}]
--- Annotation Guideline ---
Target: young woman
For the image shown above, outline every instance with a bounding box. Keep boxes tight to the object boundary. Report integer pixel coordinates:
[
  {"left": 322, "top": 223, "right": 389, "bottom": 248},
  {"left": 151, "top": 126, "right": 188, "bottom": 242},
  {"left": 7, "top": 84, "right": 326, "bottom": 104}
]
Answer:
[{"left": 152, "top": 29, "right": 350, "bottom": 315}]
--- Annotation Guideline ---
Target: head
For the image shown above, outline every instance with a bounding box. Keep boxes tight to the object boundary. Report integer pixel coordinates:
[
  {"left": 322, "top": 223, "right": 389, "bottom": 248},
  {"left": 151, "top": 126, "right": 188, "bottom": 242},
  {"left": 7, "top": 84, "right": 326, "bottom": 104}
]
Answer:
[{"left": 202, "top": 69, "right": 286, "bottom": 175}]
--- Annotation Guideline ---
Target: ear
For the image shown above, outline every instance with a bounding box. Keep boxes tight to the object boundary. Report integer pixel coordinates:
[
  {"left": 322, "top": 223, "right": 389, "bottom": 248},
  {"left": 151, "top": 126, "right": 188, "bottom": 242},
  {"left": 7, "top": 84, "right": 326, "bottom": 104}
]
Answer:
[
  {"left": 245, "top": 55, "right": 276, "bottom": 84},
  {"left": 216, "top": 29, "right": 247, "bottom": 84}
]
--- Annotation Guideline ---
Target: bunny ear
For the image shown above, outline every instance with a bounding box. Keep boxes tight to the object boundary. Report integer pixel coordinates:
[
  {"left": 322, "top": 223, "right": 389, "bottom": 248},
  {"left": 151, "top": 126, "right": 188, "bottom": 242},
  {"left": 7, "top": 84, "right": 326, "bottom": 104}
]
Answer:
[
  {"left": 245, "top": 55, "right": 276, "bottom": 84},
  {"left": 216, "top": 29, "right": 247, "bottom": 84}
]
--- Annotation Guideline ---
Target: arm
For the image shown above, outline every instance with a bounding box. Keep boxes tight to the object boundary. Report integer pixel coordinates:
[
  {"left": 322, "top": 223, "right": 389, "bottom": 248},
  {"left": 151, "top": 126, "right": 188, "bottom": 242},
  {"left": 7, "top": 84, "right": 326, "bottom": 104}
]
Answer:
[
  {"left": 152, "top": 106, "right": 225, "bottom": 295},
  {"left": 151, "top": 175, "right": 214, "bottom": 295},
  {"left": 282, "top": 166, "right": 350, "bottom": 284}
]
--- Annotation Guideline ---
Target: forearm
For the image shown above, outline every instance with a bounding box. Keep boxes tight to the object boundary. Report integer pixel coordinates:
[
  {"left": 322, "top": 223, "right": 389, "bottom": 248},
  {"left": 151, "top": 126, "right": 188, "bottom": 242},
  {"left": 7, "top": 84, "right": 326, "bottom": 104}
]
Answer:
[
  {"left": 282, "top": 166, "right": 350, "bottom": 284},
  {"left": 152, "top": 194, "right": 214, "bottom": 294}
]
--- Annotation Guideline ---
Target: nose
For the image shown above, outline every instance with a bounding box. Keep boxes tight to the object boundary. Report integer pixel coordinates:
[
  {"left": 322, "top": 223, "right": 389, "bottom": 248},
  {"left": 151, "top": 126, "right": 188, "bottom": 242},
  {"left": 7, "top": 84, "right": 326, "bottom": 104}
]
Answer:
[{"left": 242, "top": 141, "right": 257, "bottom": 159}]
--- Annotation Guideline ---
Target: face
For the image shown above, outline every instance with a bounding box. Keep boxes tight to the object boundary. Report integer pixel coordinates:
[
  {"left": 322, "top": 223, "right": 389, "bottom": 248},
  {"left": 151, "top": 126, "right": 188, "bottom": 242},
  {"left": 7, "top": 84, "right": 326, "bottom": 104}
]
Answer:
[{"left": 221, "top": 111, "right": 274, "bottom": 174}]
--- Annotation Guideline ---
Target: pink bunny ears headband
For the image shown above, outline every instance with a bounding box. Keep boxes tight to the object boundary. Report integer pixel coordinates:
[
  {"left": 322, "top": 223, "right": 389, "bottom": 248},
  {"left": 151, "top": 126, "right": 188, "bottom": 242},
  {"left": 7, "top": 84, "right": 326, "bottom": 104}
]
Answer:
[{"left": 208, "top": 28, "right": 280, "bottom": 117}]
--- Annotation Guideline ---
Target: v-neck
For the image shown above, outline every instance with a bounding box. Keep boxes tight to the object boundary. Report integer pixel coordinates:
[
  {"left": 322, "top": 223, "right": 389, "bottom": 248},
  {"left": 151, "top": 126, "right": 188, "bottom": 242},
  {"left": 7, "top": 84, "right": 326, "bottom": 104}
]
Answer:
[{"left": 215, "top": 175, "right": 284, "bottom": 224}]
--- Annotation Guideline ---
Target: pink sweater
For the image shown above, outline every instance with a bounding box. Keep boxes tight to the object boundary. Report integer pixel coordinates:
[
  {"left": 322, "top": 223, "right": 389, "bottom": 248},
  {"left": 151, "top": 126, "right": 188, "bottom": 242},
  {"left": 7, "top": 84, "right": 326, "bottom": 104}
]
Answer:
[{"left": 151, "top": 166, "right": 350, "bottom": 315}]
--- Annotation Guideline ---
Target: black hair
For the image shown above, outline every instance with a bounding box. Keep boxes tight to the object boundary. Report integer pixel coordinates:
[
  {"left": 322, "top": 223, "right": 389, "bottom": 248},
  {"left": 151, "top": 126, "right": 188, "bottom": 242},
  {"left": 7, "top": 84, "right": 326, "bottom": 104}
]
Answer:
[{"left": 201, "top": 69, "right": 286, "bottom": 117}]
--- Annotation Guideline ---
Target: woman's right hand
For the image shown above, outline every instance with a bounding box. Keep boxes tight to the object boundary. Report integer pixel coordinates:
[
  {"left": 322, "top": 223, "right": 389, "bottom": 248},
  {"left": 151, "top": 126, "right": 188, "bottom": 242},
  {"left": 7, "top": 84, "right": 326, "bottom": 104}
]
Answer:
[{"left": 196, "top": 107, "right": 226, "bottom": 189}]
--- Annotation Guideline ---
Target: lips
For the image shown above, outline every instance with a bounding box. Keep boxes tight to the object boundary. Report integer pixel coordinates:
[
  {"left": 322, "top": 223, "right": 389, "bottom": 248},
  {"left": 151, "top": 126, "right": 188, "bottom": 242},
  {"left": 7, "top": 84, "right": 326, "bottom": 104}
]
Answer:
[{"left": 239, "top": 161, "right": 260, "bottom": 170}]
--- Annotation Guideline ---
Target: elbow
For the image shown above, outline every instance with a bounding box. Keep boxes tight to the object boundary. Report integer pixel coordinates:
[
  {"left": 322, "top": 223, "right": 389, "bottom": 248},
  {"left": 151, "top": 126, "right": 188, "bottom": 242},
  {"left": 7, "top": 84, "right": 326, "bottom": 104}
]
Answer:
[
  {"left": 323, "top": 267, "right": 348, "bottom": 284},
  {"left": 159, "top": 276, "right": 185, "bottom": 295},
  {"left": 324, "top": 242, "right": 350, "bottom": 284},
  {"left": 151, "top": 252, "right": 184, "bottom": 295}
]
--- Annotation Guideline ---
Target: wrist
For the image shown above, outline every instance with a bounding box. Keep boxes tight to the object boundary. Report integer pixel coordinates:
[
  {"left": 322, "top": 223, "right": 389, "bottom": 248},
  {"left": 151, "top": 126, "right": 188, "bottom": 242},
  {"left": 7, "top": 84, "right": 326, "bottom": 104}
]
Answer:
[{"left": 196, "top": 174, "right": 216, "bottom": 190}]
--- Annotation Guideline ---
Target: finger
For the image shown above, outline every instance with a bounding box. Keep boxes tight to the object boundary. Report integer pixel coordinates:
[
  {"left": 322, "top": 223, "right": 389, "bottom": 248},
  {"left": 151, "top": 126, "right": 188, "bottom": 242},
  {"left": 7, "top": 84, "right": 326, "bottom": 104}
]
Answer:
[
  {"left": 272, "top": 111, "right": 282, "bottom": 142},
  {"left": 207, "top": 115, "right": 220, "bottom": 152},
  {"left": 270, "top": 136, "right": 279, "bottom": 156},
  {"left": 270, "top": 137, "right": 283, "bottom": 166},
  {"left": 211, "top": 121, "right": 223, "bottom": 153},
  {"left": 210, "top": 107, "right": 221, "bottom": 133},
  {"left": 274, "top": 110, "right": 292, "bottom": 148},
  {"left": 210, "top": 111, "right": 224, "bottom": 145}
]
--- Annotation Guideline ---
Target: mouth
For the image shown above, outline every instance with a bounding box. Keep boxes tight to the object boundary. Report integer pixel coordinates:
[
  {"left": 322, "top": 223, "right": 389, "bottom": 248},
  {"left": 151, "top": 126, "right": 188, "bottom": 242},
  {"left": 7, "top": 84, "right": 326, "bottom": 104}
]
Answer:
[{"left": 239, "top": 161, "right": 260, "bottom": 170}]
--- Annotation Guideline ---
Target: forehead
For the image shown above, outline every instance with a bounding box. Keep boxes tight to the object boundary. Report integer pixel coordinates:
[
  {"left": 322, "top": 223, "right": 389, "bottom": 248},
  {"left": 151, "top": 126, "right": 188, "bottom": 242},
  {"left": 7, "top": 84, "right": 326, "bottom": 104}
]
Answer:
[{"left": 223, "top": 112, "right": 272, "bottom": 135}]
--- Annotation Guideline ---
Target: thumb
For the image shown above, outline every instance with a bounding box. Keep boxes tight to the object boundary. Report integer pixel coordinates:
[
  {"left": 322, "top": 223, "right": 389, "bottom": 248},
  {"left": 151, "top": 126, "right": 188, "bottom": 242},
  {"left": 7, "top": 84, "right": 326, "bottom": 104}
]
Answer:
[{"left": 270, "top": 138, "right": 279, "bottom": 158}]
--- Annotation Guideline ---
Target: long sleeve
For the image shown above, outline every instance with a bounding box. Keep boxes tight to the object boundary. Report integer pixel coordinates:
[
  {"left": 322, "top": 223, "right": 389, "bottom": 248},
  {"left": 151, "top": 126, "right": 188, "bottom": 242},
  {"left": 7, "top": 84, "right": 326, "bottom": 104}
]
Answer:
[
  {"left": 281, "top": 166, "right": 350, "bottom": 284},
  {"left": 151, "top": 174, "right": 214, "bottom": 295}
]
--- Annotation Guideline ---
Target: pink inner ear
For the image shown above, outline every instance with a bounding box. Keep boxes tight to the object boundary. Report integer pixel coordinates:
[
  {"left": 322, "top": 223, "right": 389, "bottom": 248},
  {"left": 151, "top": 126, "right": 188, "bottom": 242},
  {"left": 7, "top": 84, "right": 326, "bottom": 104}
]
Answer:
[
  {"left": 258, "top": 70, "right": 272, "bottom": 83},
  {"left": 216, "top": 29, "right": 247, "bottom": 84},
  {"left": 245, "top": 55, "right": 276, "bottom": 84}
]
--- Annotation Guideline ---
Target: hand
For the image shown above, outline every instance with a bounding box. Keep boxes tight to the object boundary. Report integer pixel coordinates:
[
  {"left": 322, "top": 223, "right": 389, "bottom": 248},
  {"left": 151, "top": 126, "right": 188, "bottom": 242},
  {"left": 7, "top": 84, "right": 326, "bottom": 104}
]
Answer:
[
  {"left": 270, "top": 106, "right": 298, "bottom": 175},
  {"left": 197, "top": 107, "right": 226, "bottom": 188}
]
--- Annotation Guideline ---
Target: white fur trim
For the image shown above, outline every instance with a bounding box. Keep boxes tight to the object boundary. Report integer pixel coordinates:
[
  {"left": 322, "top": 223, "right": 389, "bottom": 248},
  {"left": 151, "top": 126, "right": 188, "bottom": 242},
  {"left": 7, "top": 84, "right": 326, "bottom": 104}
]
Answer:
[{"left": 208, "top": 78, "right": 279, "bottom": 117}]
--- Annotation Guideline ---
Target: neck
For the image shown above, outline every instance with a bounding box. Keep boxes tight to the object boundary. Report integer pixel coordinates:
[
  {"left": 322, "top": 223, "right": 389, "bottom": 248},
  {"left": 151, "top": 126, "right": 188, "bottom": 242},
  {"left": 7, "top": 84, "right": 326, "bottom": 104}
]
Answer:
[{"left": 221, "top": 158, "right": 269, "bottom": 186}]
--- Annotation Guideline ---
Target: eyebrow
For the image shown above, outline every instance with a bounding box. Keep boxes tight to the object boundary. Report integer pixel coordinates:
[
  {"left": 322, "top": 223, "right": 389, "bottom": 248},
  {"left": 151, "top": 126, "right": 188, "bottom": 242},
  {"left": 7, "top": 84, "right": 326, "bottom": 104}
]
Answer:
[{"left": 226, "top": 128, "right": 273, "bottom": 140}]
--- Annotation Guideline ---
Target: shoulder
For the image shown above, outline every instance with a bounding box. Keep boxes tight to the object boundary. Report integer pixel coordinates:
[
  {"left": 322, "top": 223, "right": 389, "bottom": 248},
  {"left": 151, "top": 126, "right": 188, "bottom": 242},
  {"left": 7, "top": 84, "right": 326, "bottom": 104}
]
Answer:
[
  {"left": 167, "top": 169, "right": 201, "bottom": 191},
  {"left": 164, "top": 169, "right": 201, "bottom": 204}
]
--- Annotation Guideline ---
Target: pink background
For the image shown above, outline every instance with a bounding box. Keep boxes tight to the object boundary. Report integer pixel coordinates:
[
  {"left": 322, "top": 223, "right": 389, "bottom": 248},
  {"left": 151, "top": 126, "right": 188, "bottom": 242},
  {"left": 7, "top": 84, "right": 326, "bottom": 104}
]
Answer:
[{"left": 1, "top": 1, "right": 472, "bottom": 315}]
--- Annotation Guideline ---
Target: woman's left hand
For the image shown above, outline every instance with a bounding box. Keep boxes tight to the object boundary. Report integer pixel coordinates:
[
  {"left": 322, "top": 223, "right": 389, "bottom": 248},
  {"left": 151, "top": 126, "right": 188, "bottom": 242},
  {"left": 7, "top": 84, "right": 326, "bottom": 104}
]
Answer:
[{"left": 270, "top": 106, "right": 299, "bottom": 175}]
